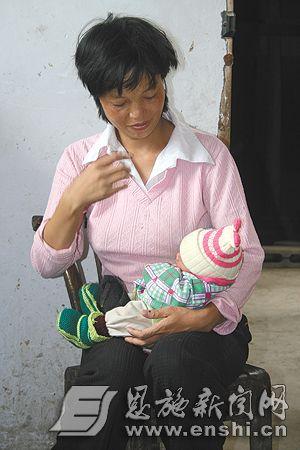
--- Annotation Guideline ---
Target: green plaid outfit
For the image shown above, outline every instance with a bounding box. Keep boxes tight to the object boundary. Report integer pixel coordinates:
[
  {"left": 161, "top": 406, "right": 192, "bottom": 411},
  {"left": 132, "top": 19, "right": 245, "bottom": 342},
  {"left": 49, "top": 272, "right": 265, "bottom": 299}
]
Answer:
[{"left": 133, "top": 262, "right": 229, "bottom": 310}]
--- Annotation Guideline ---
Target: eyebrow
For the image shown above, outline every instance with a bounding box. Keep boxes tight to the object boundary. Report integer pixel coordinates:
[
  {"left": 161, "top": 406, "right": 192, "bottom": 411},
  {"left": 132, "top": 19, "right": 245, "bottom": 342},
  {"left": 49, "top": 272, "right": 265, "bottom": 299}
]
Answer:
[{"left": 110, "top": 86, "right": 156, "bottom": 99}]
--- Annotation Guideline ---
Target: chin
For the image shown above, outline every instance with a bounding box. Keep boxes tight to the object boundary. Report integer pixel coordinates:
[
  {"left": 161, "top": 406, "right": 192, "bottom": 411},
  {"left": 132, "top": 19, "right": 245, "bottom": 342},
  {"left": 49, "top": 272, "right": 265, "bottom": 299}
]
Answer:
[{"left": 129, "top": 123, "right": 154, "bottom": 137}]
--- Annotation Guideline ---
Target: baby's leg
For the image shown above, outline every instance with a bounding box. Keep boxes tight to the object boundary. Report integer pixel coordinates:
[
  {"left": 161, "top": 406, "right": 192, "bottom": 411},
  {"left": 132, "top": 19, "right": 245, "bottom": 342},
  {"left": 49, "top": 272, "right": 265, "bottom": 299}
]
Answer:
[
  {"left": 97, "top": 275, "right": 131, "bottom": 313},
  {"left": 105, "top": 300, "right": 153, "bottom": 337}
]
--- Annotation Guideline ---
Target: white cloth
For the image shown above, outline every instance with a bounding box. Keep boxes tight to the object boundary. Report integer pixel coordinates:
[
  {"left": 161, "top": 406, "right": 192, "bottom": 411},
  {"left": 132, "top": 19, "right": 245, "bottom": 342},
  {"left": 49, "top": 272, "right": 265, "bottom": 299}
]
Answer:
[{"left": 105, "top": 299, "right": 154, "bottom": 337}]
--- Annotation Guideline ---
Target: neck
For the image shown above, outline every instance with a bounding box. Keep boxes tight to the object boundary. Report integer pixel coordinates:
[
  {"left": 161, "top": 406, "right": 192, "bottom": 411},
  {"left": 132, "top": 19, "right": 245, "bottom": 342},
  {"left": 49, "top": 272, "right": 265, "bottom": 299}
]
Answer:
[{"left": 116, "top": 117, "right": 174, "bottom": 157}]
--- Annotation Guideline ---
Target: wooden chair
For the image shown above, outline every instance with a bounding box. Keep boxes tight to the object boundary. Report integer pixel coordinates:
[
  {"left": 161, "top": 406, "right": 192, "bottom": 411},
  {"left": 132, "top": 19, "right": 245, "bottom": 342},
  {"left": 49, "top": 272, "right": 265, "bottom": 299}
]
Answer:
[{"left": 32, "top": 214, "right": 273, "bottom": 450}]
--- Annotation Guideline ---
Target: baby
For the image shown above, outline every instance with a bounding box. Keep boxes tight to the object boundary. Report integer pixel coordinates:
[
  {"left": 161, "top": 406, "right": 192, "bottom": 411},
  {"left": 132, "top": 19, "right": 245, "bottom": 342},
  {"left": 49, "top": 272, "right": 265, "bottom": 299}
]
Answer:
[{"left": 57, "top": 219, "right": 243, "bottom": 349}]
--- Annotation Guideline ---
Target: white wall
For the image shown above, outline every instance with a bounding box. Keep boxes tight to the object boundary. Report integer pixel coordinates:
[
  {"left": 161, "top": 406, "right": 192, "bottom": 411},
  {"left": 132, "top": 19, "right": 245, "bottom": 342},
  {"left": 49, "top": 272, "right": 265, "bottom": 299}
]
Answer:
[{"left": 1, "top": 1, "right": 226, "bottom": 447}]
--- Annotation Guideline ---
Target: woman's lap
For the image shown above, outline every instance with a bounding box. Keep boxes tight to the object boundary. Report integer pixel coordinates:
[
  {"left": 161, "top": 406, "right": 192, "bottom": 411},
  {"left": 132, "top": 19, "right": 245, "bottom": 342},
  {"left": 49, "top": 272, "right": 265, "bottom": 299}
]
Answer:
[
  {"left": 52, "top": 318, "right": 250, "bottom": 449},
  {"left": 142, "top": 326, "right": 249, "bottom": 449},
  {"left": 78, "top": 337, "right": 148, "bottom": 388},
  {"left": 144, "top": 326, "right": 249, "bottom": 389}
]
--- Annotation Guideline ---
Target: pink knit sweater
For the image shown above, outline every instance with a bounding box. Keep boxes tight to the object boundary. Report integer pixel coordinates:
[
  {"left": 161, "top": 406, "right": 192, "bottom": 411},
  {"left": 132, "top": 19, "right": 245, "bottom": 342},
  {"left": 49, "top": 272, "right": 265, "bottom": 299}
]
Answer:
[{"left": 30, "top": 129, "right": 265, "bottom": 335}]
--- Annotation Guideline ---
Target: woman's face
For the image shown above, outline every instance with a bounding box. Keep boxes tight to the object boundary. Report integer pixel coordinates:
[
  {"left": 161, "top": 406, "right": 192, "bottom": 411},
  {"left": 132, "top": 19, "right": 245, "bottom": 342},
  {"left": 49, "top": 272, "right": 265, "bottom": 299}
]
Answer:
[{"left": 98, "top": 74, "right": 166, "bottom": 141}]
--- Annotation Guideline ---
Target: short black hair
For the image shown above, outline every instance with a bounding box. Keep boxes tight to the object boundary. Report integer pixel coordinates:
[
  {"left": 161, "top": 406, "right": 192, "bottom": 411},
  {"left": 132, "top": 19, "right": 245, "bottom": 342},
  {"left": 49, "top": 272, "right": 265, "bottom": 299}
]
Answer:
[{"left": 74, "top": 13, "right": 179, "bottom": 122}]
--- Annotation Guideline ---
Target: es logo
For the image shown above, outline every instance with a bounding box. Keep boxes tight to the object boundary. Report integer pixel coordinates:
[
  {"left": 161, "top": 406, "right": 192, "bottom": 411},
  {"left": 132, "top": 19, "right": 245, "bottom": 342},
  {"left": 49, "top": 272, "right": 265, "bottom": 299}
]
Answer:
[{"left": 50, "top": 386, "right": 118, "bottom": 436}]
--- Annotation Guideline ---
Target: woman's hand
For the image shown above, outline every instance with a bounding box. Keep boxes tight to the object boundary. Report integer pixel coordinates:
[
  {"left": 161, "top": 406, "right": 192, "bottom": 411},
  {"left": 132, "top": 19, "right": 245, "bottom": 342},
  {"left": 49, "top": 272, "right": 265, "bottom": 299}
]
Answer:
[
  {"left": 124, "top": 303, "right": 226, "bottom": 347},
  {"left": 64, "top": 152, "right": 131, "bottom": 212}
]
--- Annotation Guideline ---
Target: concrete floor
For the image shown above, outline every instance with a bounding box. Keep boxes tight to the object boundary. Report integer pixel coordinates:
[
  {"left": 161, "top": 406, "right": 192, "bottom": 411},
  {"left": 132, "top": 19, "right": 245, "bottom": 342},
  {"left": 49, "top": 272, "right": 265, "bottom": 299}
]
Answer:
[{"left": 224, "top": 267, "right": 300, "bottom": 450}]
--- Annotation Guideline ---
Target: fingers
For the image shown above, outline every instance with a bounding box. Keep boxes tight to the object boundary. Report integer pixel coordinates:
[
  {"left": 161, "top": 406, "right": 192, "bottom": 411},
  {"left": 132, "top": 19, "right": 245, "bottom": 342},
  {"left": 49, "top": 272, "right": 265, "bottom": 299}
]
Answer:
[
  {"left": 97, "top": 151, "right": 131, "bottom": 167},
  {"left": 108, "top": 168, "right": 131, "bottom": 185},
  {"left": 108, "top": 161, "right": 131, "bottom": 175},
  {"left": 124, "top": 336, "right": 145, "bottom": 346},
  {"left": 125, "top": 334, "right": 160, "bottom": 347},
  {"left": 97, "top": 152, "right": 132, "bottom": 181},
  {"left": 126, "top": 322, "right": 163, "bottom": 340}
]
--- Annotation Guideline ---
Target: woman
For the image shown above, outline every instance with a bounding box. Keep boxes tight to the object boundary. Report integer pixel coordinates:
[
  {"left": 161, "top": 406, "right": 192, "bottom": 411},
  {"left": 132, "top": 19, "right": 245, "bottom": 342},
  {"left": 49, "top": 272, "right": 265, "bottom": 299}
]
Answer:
[{"left": 31, "top": 13, "right": 264, "bottom": 450}]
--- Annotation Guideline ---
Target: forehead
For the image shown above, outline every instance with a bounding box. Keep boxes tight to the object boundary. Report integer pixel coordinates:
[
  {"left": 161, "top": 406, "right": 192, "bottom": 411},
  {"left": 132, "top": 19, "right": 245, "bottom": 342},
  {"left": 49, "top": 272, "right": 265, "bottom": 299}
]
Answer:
[{"left": 109, "top": 74, "right": 159, "bottom": 98}]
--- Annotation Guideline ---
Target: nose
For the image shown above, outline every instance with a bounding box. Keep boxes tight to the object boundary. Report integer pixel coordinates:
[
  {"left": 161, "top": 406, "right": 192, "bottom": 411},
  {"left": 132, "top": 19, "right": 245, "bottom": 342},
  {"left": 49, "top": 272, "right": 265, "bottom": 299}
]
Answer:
[{"left": 128, "top": 102, "right": 145, "bottom": 121}]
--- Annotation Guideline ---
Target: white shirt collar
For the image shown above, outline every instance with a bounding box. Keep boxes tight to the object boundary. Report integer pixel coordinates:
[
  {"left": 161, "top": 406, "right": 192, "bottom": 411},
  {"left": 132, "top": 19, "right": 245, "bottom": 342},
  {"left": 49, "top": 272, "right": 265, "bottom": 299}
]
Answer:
[{"left": 82, "top": 106, "right": 214, "bottom": 189}]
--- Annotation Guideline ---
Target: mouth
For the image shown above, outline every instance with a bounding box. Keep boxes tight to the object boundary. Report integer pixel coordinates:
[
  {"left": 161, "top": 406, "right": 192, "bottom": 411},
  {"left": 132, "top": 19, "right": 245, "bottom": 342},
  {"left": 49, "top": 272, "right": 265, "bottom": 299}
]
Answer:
[{"left": 130, "top": 121, "right": 149, "bottom": 131}]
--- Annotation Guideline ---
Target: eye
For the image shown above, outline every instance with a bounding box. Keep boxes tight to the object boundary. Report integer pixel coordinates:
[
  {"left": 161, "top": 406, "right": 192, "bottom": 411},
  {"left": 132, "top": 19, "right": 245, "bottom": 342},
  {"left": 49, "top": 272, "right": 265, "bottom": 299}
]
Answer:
[
  {"left": 144, "top": 94, "right": 156, "bottom": 100},
  {"left": 112, "top": 103, "right": 126, "bottom": 108}
]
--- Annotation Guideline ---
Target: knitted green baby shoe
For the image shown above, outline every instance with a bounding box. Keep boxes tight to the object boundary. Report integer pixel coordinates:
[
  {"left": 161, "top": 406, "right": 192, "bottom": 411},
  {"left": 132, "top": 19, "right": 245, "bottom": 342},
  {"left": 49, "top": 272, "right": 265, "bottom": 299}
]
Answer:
[
  {"left": 78, "top": 283, "right": 111, "bottom": 343},
  {"left": 79, "top": 283, "right": 101, "bottom": 315},
  {"left": 57, "top": 309, "right": 110, "bottom": 349},
  {"left": 87, "top": 311, "right": 110, "bottom": 343},
  {"left": 56, "top": 309, "right": 91, "bottom": 349}
]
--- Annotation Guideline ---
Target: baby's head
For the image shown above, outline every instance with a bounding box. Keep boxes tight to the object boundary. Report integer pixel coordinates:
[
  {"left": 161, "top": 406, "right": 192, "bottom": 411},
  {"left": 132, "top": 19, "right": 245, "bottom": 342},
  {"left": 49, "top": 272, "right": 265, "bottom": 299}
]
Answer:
[
  {"left": 175, "top": 219, "right": 243, "bottom": 285},
  {"left": 175, "top": 252, "right": 190, "bottom": 272}
]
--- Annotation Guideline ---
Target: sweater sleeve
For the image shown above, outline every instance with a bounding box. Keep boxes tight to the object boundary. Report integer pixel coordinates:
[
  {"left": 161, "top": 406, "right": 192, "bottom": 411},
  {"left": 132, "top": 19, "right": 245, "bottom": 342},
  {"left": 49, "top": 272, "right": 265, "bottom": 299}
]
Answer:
[
  {"left": 30, "top": 145, "right": 85, "bottom": 279},
  {"left": 202, "top": 137, "right": 265, "bottom": 335}
]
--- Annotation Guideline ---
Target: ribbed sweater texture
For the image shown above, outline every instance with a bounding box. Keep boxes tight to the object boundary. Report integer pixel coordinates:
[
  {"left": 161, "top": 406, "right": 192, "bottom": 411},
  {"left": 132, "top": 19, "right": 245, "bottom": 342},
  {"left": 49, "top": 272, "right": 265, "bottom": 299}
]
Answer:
[{"left": 30, "top": 130, "right": 265, "bottom": 335}]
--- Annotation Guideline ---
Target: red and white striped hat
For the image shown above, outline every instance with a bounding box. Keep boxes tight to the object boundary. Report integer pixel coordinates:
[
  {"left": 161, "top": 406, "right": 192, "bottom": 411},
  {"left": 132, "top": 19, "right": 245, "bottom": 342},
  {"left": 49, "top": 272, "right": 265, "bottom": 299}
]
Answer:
[{"left": 179, "top": 219, "right": 243, "bottom": 285}]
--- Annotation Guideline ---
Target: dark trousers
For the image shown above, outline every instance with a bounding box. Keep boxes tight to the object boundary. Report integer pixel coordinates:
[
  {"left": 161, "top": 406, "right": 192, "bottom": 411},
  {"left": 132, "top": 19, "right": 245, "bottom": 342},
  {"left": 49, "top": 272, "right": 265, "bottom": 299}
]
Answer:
[{"left": 51, "top": 315, "right": 251, "bottom": 450}]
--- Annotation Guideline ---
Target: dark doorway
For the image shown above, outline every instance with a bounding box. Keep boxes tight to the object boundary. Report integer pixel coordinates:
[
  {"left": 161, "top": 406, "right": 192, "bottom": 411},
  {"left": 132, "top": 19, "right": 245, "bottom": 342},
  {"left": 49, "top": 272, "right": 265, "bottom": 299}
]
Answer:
[{"left": 230, "top": 0, "right": 300, "bottom": 245}]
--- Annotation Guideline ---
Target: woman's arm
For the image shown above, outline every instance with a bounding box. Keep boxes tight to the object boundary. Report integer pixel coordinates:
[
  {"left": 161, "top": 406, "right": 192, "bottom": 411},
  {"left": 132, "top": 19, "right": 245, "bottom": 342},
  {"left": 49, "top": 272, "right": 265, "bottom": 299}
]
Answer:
[
  {"left": 31, "top": 145, "right": 131, "bottom": 279},
  {"left": 30, "top": 144, "right": 86, "bottom": 278},
  {"left": 42, "top": 192, "right": 85, "bottom": 251},
  {"left": 201, "top": 136, "right": 265, "bottom": 334}
]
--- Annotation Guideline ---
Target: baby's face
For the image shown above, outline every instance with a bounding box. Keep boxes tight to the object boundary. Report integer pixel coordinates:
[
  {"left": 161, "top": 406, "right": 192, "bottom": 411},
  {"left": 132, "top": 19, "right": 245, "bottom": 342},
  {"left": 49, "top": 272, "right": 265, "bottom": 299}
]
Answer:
[{"left": 175, "top": 253, "right": 190, "bottom": 272}]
